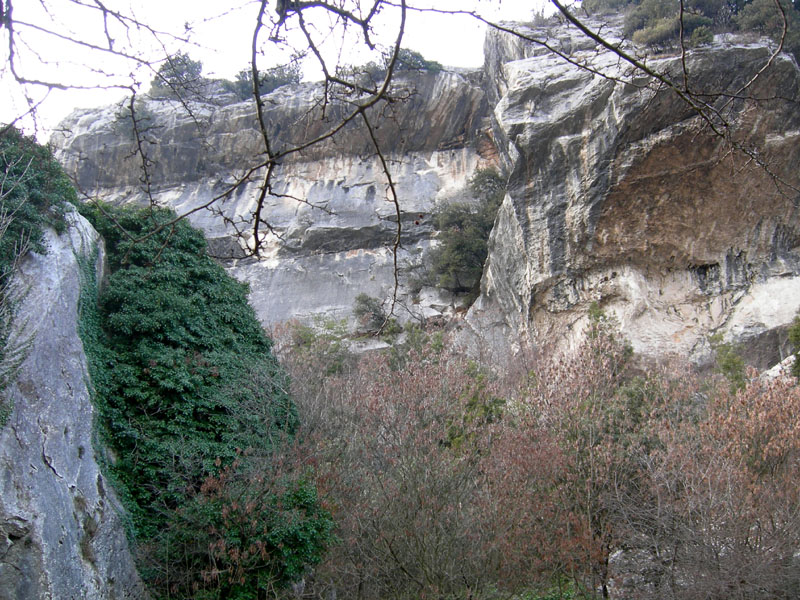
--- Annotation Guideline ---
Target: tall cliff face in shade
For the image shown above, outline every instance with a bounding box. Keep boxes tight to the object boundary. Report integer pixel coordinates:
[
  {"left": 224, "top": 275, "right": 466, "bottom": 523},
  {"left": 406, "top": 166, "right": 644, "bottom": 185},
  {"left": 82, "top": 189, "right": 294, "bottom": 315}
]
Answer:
[
  {"left": 53, "top": 71, "right": 496, "bottom": 327},
  {"left": 0, "top": 210, "right": 148, "bottom": 600},
  {"left": 465, "top": 22, "right": 800, "bottom": 367},
  {"left": 53, "top": 21, "right": 800, "bottom": 366}
]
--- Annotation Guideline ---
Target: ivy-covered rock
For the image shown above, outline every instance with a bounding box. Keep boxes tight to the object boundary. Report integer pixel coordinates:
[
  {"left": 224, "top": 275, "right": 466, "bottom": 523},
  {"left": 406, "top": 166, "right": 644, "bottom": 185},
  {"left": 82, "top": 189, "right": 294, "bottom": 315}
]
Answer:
[{"left": 78, "top": 204, "right": 332, "bottom": 598}]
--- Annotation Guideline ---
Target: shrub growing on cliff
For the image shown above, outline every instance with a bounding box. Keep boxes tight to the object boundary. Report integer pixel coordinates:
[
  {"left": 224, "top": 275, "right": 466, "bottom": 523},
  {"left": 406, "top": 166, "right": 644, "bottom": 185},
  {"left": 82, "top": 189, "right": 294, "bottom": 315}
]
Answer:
[
  {"left": 0, "top": 127, "right": 72, "bottom": 409},
  {"left": 227, "top": 61, "right": 302, "bottom": 101},
  {"left": 394, "top": 48, "right": 443, "bottom": 72},
  {"left": 352, "top": 293, "right": 402, "bottom": 338},
  {"left": 620, "top": 0, "right": 800, "bottom": 56},
  {"left": 78, "top": 203, "right": 332, "bottom": 598},
  {"left": 150, "top": 51, "right": 204, "bottom": 98},
  {"left": 736, "top": 0, "right": 800, "bottom": 61},
  {"left": 427, "top": 168, "right": 505, "bottom": 300},
  {"left": 789, "top": 312, "right": 800, "bottom": 377},
  {"left": 0, "top": 128, "right": 72, "bottom": 274},
  {"left": 338, "top": 48, "right": 443, "bottom": 83},
  {"left": 625, "top": 0, "right": 716, "bottom": 48}
]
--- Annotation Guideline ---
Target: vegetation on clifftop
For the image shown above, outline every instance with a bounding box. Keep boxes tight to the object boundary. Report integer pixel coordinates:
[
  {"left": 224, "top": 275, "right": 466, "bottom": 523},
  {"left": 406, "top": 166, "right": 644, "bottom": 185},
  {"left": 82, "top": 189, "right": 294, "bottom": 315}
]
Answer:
[
  {"left": 0, "top": 127, "right": 72, "bottom": 412},
  {"left": 584, "top": 0, "right": 800, "bottom": 59}
]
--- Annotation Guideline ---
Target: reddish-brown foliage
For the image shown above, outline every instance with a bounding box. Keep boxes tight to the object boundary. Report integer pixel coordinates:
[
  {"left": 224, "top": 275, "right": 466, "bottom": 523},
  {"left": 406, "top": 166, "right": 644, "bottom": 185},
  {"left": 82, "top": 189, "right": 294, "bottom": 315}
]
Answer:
[{"left": 273, "top": 320, "right": 800, "bottom": 600}]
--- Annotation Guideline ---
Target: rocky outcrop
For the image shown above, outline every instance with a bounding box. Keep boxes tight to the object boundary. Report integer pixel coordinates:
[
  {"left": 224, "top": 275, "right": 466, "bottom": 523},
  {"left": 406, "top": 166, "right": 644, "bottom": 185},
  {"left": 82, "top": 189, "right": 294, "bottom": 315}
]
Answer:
[
  {"left": 53, "top": 20, "right": 800, "bottom": 366},
  {"left": 0, "top": 210, "right": 147, "bottom": 599},
  {"left": 466, "top": 22, "right": 800, "bottom": 367},
  {"left": 53, "top": 71, "right": 495, "bottom": 326}
]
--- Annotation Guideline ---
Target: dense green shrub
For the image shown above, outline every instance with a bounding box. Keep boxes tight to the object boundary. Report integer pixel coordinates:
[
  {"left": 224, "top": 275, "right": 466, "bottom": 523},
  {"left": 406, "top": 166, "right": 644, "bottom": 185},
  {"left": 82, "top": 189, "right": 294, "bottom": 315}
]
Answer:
[
  {"left": 226, "top": 61, "right": 302, "bottom": 101},
  {"left": 709, "top": 333, "right": 746, "bottom": 392},
  {"left": 353, "top": 293, "right": 386, "bottom": 333},
  {"left": 689, "top": 24, "right": 715, "bottom": 45},
  {"left": 394, "top": 48, "right": 443, "bottom": 72},
  {"left": 150, "top": 51, "right": 204, "bottom": 98},
  {"left": 789, "top": 313, "right": 800, "bottom": 377},
  {"left": 427, "top": 168, "right": 505, "bottom": 300},
  {"left": 736, "top": 0, "right": 800, "bottom": 61},
  {"left": 0, "top": 127, "right": 72, "bottom": 277},
  {"left": 78, "top": 203, "right": 332, "bottom": 598}
]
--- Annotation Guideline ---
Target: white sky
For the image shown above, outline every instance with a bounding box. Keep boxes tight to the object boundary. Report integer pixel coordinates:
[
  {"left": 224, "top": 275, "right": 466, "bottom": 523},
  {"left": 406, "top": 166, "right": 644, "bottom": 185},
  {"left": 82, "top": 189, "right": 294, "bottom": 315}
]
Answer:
[{"left": 1, "top": 0, "right": 552, "bottom": 139}]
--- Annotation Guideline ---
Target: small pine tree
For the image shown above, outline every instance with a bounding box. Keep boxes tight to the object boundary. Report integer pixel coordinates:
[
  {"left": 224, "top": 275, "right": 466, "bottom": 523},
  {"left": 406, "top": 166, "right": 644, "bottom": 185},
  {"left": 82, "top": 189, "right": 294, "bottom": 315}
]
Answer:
[{"left": 150, "top": 51, "right": 203, "bottom": 97}]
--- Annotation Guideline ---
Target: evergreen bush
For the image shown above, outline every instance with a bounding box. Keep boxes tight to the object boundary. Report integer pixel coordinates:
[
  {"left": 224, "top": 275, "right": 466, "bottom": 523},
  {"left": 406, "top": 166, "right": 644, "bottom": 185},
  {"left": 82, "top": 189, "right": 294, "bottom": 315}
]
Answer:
[
  {"left": 150, "top": 51, "right": 204, "bottom": 98},
  {"left": 427, "top": 168, "right": 505, "bottom": 301},
  {"left": 227, "top": 61, "right": 302, "bottom": 101},
  {"left": 78, "top": 203, "right": 332, "bottom": 598}
]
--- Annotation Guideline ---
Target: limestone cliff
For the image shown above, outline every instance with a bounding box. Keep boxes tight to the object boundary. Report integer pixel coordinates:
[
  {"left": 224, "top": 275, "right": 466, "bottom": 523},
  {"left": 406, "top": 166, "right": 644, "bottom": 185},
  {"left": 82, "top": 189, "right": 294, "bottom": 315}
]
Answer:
[
  {"left": 0, "top": 209, "right": 147, "bottom": 599},
  {"left": 53, "top": 71, "right": 495, "bottom": 326},
  {"left": 53, "top": 21, "right": 800, "bottom": 365},
  {"left": 466, "top": 22, "right": 800, "bottom": 367}
]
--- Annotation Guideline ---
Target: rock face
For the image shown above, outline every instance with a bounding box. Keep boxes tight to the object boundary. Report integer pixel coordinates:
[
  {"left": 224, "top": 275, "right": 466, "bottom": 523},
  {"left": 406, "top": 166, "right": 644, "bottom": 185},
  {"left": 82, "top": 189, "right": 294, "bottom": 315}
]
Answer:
[
  {"left": 0, "top": 210, "right": 147, "bottom": 599},
  {"left": 53, "top": 71, "right": 495, "bottom": 326},
  {"left": 53, "top": 21, "right": 800, "bottom": 365},
  {"left": 466, "top": 23, "right": 800, "bottom": 366}
]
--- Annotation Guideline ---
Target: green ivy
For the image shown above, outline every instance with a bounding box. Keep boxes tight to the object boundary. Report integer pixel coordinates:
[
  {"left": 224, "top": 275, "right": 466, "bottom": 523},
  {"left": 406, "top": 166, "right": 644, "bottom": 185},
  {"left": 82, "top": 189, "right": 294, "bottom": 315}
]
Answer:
[
  {"left": 0, "top": 127, "right": 73, "bottom": 279},
  {"left": 77, "top": 203, "right": 332, "bottom": 597}
]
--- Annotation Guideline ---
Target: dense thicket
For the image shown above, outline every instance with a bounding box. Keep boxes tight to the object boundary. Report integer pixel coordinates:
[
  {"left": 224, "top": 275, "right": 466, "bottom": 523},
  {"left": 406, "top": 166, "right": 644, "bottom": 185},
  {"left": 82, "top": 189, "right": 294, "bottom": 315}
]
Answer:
[
  {"left": 78, "top": 204, "right": 332, "bottom": 599},
  {"left": 274, "top": 314, "right": 800, "bottom": 600}
]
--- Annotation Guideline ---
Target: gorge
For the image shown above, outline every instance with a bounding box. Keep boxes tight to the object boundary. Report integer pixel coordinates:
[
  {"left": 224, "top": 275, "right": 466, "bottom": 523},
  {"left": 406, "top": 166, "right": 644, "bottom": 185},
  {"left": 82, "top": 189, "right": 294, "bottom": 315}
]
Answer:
[
  {"left": 52, "top": 16, "right": 800, "bottom": 368},
  {"left": 2, "top": 9, "right": 800, "bottom": 599}
]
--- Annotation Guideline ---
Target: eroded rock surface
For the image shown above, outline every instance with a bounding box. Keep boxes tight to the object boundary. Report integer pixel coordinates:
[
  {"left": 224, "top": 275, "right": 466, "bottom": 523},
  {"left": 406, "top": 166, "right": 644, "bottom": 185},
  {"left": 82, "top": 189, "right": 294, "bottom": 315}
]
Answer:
[
  {"left": 0, "top": 210, "right": 147, "bottom": 599},
  {"left": 53, "top": 20, "right": 800, "bottom": 365},
  {"left": 467, "top": 23, "right": 800, "bottom": 366},
  {"left": 54, "top": 71, "right": 495, "bottom": 326}
]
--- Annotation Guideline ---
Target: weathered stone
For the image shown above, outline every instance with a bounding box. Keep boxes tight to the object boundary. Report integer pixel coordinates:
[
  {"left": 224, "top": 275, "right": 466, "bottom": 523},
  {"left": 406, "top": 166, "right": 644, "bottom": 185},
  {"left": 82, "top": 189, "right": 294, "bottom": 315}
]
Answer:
[
  {"left": 53, "top": 70, "right": 495, "bottom": 327},
  {"left": 467, "top": 23, "right": 800, "bottom": 365},
  {"left": 52, "top": 20, "right": 800, "bottom": 364},
  {"left": 0, "top": 210, "right": 147, "bottom": 599}
]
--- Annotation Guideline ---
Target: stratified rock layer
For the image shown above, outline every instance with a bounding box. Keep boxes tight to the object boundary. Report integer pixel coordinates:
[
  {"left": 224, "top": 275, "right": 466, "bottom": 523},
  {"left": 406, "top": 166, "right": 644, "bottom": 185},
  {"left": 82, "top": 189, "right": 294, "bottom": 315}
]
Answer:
[
  {"left": 467, "top": 24, "right": 800, "bottom": 366},
  {"left": 54, "top": 21, "right": 800, "bottom": 365},
  {"left": 0, "top": 211, "right": 147, "bottom": 599},
  {"left": 54, "top": 71, "right": 495, "bottom": 326}
]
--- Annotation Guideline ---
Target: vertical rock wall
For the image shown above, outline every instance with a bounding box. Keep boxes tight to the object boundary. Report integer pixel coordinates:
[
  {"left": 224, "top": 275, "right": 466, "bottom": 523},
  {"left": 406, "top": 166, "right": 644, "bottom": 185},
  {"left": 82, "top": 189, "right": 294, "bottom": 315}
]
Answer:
[
  {"left": 51, "top": 22, "right": 800, "bottom": 365},
  {"left": 466, "top": 24, "right": 800, "bottom": 366},
  {"left": 0, "top": 210, "right": 147, "bottom": 599},
  {"left": 53, "top": 71, "right": 496, "bottom": 327}
]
